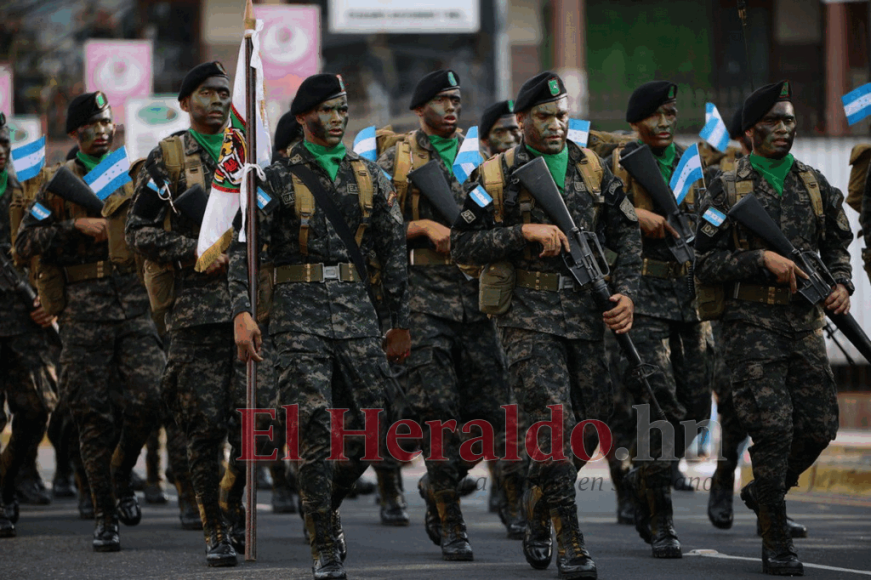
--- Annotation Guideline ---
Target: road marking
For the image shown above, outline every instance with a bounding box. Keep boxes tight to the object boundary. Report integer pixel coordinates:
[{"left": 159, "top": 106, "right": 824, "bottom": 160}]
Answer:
[{"left": 686, "top": 549, "right": 871, "bottom": 576}]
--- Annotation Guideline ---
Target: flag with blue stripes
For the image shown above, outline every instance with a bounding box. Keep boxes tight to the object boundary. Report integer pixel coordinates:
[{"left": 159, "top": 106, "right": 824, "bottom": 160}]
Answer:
[
  {"left": 83, "top": 147, "right": 131, "bottom": 201},
  {"left": 453, "top": 126, "right": 483, "bottom": 184},
  {"left": 11, "top": 136, "right": 46, "bottom": 182},
  {"left": 30, "top": 201, "right": 51, "bottom": 221},
  {"left": 669, "top": 143, "right": 703, "bottom": 205},
  {"left": 567, "top": 119, "right": 590, "bottom": 147},
  {"left": 702, "top": 207, "right": 726, "bottom": 227},
  {"left": 353, "top": 126, "right": 377, "bottom": 161},
  {"left": 470, "top": 185, "right": 492, "bottom": 208},
  {"left": 842, "top": 83, "right": 871, "bottom": 125},
  {"left": 699, "top": 103, "right": 730, "bottom": 152}
]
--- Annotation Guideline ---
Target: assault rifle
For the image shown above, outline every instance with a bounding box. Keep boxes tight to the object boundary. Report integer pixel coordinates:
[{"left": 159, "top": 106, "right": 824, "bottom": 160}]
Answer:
[
  {"left": 0, "top": 250, "right": 61, "bottom": 345},
  {"left": 728, "top": 194, "right": 871, "bottom": 363},
  {"left": 45, "top": 166, "right": 104, "bottom": 215},
  {"left": 514, "top": 156, "right": 665, "bottom": 419},
  {"left": 407, "top": 160, "right": 460, "bottom": 223}
]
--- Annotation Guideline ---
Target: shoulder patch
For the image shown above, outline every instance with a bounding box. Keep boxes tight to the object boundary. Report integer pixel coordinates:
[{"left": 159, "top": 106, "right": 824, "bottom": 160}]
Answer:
[
  {"left": 470, "top": 185, "right": 493, "bottom": 208},
  {"left": 702, "top": 207, "right": 726, "bottom": 227},
  {"left": 30, "top": 202, "right": 51, "bottom": 221},
  {"left": 619, "top": 197, "right": 637, "bottom": 222},
  {"left": 461, "top": 209, "right": 476, "bottom": 224},
  {"left": 836, "top": 211, "right": 851, "bottom": 232},
  {"left": 701, "top": 223, "right": 718, "bottom": 237},
  {"left": 256, "top": 187, "right": 277, "bottom": 213}
]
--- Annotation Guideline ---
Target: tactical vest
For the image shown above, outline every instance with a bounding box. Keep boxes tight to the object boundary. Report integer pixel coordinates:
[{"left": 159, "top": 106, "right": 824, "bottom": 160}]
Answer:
[
  {"left": 391, "top": 133, "right": 431, "bottom": 221},
  {"left": 695, "top": 158, "right": 824, "bottom": 321},
  {"left": 612, "top": 145, "right": 697, "bottom": 211}
]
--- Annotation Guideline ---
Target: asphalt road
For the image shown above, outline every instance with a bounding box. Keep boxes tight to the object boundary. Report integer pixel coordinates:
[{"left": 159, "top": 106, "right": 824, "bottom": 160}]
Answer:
[{"left": 4, "top": 458, "right": 871, "bottom": 580}]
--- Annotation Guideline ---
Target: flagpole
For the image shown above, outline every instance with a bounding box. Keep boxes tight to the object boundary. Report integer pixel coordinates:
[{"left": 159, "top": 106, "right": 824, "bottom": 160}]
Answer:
[{"left": 243, "top": 0, "right": 258, "bottom": 562}]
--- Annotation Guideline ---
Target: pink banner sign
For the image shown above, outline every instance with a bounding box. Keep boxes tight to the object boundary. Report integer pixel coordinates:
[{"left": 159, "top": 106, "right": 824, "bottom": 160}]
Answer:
[
  {"left": 0, "top": 65, "right": 12, "bottom": 117},
  {"left": 255, "top": 5, "right": 320, "bottom": 108},
  {"left": 84, "top": 40, "right": 153, "bottom": 128}
]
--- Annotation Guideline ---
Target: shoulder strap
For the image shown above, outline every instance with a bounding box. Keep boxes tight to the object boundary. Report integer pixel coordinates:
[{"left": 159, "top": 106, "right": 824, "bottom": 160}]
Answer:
[
  {"left": 393, "top": 140, "right": 413, "bottom": 215},
  {"left": 159, "top": 136, "right": 186, "bottom": 191},
  {"left": 350, "top": 159, "right": 374, "bottom": 246},
  {"left": 291, "top": 174, "right": 315, "bottom": 256},
  {"left": 797, "top": 166, "right": 825, "bottom": 240},
  {"left": 481, "top": 148, "right": 516, "bottom": 223},
  {"left": 722, "top": 168, "right": 750, "bottom": 250},
  {"left": 576, "top": 148, "right": 603, "bottom": 195}
]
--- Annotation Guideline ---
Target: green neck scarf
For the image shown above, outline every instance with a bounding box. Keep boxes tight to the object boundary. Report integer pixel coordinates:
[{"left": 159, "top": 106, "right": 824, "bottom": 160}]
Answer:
[
  {"left": 189, "top": 129, "right": 225, "bottom": 163},
  {"left": 428, "top": 134, "right": 459, "bottom": 176},
  {"left": 0, "top": 170, "right": 7, "bottom": 198},
  {"left": 749, "top": 152, "right": 795, "bottom": 196},
  {"left": 303, "top": 141, "right": 347, "bottom": 181},
  {"left": 646, "top": 141, "right": 676, "bottom": 183},
  {"left": 76, "top": 151, "right": 108, "bottom": 173},
  {"left": 525, "top": 144, "right": 569, "bottom": 192}
]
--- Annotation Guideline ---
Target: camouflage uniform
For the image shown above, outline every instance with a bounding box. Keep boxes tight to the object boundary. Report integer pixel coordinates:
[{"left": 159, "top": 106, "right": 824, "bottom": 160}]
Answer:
[
  {"left": 607, "top": 143, "right": 712, "bottom": 488},
  {"left": 451, "top": 139, "right": 642, "bottom": 510},
  {"left": 695, "top": 155, "right": 852, "bottom": 506},
  {"left": 125, "top": 131, "right": 234, "bottom": 541},
  {"left": 228, "top": 142, "right": 409, "bottom": 517},
  {"left": 15, "top": 159, "right": 163, "bottom": 520},
  {"left": 0, "top": 175, "right": 57, "bottom": 517},
  {"left": 378, "top": 130, "right": 509, "bottom": 495}
]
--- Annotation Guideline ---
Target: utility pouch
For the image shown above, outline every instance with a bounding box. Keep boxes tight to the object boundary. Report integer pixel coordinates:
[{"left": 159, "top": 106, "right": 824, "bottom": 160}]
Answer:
[
  {"left": 695, "top": 280, "right": 725, "bottom": 321},
  {"left": 34, "top": 258, "right": 67, "bottom": 317},
  {"left": 479, "top": 261, "right": 516, "bottom": 316}
]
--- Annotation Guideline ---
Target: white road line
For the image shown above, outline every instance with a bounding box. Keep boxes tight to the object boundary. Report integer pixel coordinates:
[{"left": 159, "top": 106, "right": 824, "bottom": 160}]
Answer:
[{"left": 686, "top": 549, "right": 871, "bottom": 576}]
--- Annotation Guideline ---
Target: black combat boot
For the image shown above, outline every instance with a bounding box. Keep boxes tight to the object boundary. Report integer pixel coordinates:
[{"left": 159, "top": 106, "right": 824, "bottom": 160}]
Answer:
[
  {"left": 550, "top": 504, "right": 597, "bottom": 579},
  {"left": 0, "top": 502, "right": 15, "bottom": 538},
  {"left": 758, "top": 501, "right": 803, "bottom": 576},
  {"left": 609, "top": 461, "right": 634, "bottom": 525},
  {"left": 376, "top": 466, "right": 409, "bottom": 526},
  {"left": 270, "top": 463, "right": 298, "bottom": 514},
  {"left": 52, "top": 468, "right": 76, "bottom": 499},
  {"left": 521, "top": 486, "right": 553, "bottom": 570},
  {"left": 499, "top": 471, "right": 525, "bottom": 539},
  {"left": 417, "top": 474, "right": 441, "bottom": 545},
  {"left": 114, "top": 470, "right": 142, "bottom": 527},
  {"left": 647, "top": 485, "right": 681, "bottom": 558},
  {"left": 92, "top": 509, "right": 121, "bottom": 552},
  {"left": 435, "top": 489, "right": 474, "bottom": 561},
  {"left": 173, "top": 473, "right": 202, "bottom": 530},
  {"left": 707, "top": 460, "right": 735, "bottom": 529},
  {"left": 332, "top": 508, "right": 347, "bottom": 562},
  {"left": 200, "top": 497, "right": 237, "bottom": 567},
  {"left": 221, "top": 498, "right": 246, "bottom": 553},
  {"left": 741, "top": 480, "right": 808, "bottom": 539},
  {"left": 623, "top": 467, "right": 651, "bottom": 544},
  {"left": 305, "top": 509, "right": 346, "bottom": 579}
]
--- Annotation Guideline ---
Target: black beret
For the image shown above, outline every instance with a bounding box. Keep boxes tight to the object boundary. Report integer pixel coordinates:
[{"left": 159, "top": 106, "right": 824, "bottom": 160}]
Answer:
[
  {"left": 177, "top": 61, "right": 228, "bottom": 101},
  {"left": 728, "top": 107, "right": 744, "bottom": 140},
  {"left": 66, "top": 91, "right": 110, "bottom": 133},
  {"left": 291, "top": 73, "right": 347, "bottom": 116},
  {"left": 409, "top": 70, "right": 460, "bottom": 110},
  {"left": 514, "top": 72, "right": 567, "bottom": 113},
  {"left": 480, "top": 100, "right": 515, "bottom": 139},
  {"left": 741, "top": 80, "right": 791, "bottom": 132},
  {"left": 626, "top": 81, "right": 677, "bottom": 123},
  {"left": 272, "top": 111, "right": 303, "bottom": 162},
  {"left": 66, "top": 146, "right": 79, "bottom": 161}
]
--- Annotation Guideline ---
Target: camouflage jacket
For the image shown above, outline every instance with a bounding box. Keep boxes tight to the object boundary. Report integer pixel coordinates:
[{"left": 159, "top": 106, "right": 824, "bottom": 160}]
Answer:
[
  {"left": 1, "top": 174, "right": 36, "bottom": 336},
  {"left": 125, "top": 131, "right": 231, "bottom": 332},
  {"left": 695, "top": 155, "right": 853, "bottom": 335},
  {"left": 451, "top": 140, "right": 643, "bottom": 341},
  {"left": 16, "top": 158, "right": 149, "bottom": 323},
  {"left": 228, "top": 142, "right": 409, "bottom": 339},
  {"left": 607, "top": 142, "right": 700, "bottom": 322},
  {"left": 377, "top": 129, "right": 486, "bottom": 324}
]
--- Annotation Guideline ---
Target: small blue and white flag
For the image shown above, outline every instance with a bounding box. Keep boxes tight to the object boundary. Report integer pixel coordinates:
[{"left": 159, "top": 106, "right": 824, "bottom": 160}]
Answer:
[
  {"left": 669, "top": 143, "right": 703, "bottom": 205},
  {"left": 353, "top": 126, "right": 377, "bottom": 161},
  {"left": 30, "top": 201, "right": 51, "bottom": 221},
  {"left": 453, "top": 126, "right": 483, "bottom": 184},
  {"left": 83, "top": 147, "right": 132, "bottom": 201},
  {"left": 470, "top": 185, "right": 492, "bottom": 208},
  {"left": 699, "top": 103, "right": 730, "bottom": 153},
  {"left": 842, "top": 83, "right": 871, "bottom": 125},
  {"left": 567, "top": 119, "right": 591, "bottom": 147},
  {"left": 11, "top": 136, "right": 46, "bottom": 182},
  {"left": 702, "top": 207, "right": 726, "bottom": 227}
]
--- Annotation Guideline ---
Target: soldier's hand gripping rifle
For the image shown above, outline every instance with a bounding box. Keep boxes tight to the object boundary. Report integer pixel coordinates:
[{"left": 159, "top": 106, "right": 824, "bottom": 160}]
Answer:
[
  {"left": 513, "top": 156, "right": 665, "bottom": 420},
  {"left": 728, "top": 194, "right": 871, "bottom": 363},
  {"left": 0, "top": 251, "right": 61, "bottom": 345},
  {"left": 618, "top": 142, "right": 695, "bottom": 266}
]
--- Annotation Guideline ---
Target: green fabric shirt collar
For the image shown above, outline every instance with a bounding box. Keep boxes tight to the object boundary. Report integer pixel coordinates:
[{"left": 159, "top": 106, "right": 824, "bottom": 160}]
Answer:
[
  {"left": 0, "top": 170, "right": 7, "bottom": 198},
  {"left": 303, "top": 140, "right": 347, "bottom": 181},
  {"left": 525, "top": 144, "right": 569, "bottom": 192},
  {"left": 749, "top": 152, "right": 795, "bottom": 196},
  {"left": 644, "top": 141, "right": 676, "bottom": 183},
  {"left": 427, "top": 134, "right": 459, "bottom": 176},
  {"left": 76, "top": 151, "right": 109, "bottom": 173},
  {"left": 189, "top": 129, "right": 225, "bottom": 163}
]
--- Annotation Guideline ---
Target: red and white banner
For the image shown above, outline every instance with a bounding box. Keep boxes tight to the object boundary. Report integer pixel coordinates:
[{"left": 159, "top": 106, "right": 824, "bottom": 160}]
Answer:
[{"left": 84, "top": 40, "right": 153, "bottom": 128}]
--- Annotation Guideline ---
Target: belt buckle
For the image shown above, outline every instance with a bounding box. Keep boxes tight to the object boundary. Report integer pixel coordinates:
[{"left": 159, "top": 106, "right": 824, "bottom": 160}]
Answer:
[
  {"left": 558, "top": 275, "right": 573, "bottom": 291},
  {"left": 322, "top": 265, "right": 339, "bottom": 281}
]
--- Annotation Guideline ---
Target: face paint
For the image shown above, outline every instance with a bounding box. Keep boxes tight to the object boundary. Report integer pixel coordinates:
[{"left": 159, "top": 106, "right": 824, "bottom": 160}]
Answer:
[
  {"left": 520, "top": 97, "right": 569, "bottom": 155},
  {"left": 0, "top": 128, "right": 10, "bottom": 173},
  {"left": 633, "top": 102, "right": 677, "bottom": 151},
  {"left": 419, "top": 89, "right": 462, "bottom": 138},
  {"left": 184, "top": 76, "right": 231, "bottom": 134},
  {"left": 76, "top": 109, "right": 115, "bottom": 156},
  {"left": 486, "top": 114, "right": 521, "bottom": 154},
  {"left": 750, "top": 101, "right": 796, "bottom": 159},
  {"left": 299, "top": 96, "right": 349, "bottom": 147}
]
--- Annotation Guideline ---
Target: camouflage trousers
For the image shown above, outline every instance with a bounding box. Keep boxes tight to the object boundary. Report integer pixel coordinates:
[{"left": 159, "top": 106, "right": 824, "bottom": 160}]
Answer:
[
  {"left": 625, "top": 315, "right": 712, "bottom": 488},
  {"left": 710, "top": 321, "right": 746, "bottom": 470},
  {"left": 404, "top": 312, "right": 509, "bottom": 493},
  {"left": 603, "top": 330, "right": 640, "bottom": 489},
  {"left": 59, "top": 316, "right": 163, "bottom": 513},
  {"left": 723, "top": 321, "right": 839, "bottom": 505},
  {"left": 273, "top": 331, "right": 389, "bottom": 515},
  {"left": 162, "top": 324, "right": 235, "bottom": 521},
  {"left": 501, "top": 327, "right": 612, "bottom": 509},
  {"left": 0, "top": 330, "right": 57, "bottom": 503}
]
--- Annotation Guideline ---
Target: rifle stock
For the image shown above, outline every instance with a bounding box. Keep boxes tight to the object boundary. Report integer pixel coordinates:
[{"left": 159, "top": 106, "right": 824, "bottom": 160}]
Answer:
[
  {"left": 46, "top": 165, "right": 104, "bottom": 215},
  {"left": 407, "top": 160, "right": 460, "bottom": 223}
]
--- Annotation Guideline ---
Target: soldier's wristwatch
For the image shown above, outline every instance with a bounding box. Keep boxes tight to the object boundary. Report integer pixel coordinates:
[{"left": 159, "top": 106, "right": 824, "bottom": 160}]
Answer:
[{"left": 835, "top": 278, "right": 855, "bottom": 296}]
